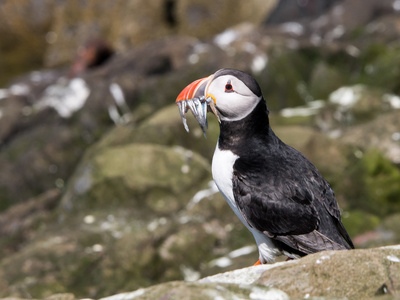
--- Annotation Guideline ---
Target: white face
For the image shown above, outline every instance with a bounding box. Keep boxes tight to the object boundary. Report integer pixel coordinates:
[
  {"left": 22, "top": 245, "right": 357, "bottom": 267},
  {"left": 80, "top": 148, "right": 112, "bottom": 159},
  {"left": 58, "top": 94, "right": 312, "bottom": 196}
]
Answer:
[{"left": 206, "top": 74, "right": 261, "bottom": 122}]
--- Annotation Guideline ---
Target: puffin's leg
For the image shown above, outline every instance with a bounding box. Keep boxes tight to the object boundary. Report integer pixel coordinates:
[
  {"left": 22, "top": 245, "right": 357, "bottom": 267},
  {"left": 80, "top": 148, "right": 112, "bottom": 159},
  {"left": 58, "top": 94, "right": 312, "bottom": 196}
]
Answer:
[
  {"left": 253, "top": 260, "right": 261, "bottom": 266},
  {"left": 286, "top": 257, "right": 293, "bottom": 261}
]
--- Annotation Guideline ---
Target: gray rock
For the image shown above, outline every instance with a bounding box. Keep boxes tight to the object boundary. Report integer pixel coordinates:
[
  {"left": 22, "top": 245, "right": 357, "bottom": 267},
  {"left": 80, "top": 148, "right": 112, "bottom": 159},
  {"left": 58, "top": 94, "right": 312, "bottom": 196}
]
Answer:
[
  {"left": 60, "top": 143, "right": 210, "bottom": 212},
  {"left": 257, "top": 245, "right": 400, "bottom": 299}
]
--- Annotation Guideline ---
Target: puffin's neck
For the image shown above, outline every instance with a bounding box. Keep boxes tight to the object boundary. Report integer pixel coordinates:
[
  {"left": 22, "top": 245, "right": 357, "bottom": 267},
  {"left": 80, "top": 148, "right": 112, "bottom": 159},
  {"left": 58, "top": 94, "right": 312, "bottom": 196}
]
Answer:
[{"left": 218, "top": 99, "right": 277, "bottom": 152}]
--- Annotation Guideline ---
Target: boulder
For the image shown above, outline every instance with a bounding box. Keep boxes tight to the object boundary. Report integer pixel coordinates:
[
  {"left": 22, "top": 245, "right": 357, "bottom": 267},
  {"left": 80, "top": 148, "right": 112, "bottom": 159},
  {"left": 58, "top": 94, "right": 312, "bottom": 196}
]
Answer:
[{"left": 60, "top": 143, "right": 211, "bottom": 212}]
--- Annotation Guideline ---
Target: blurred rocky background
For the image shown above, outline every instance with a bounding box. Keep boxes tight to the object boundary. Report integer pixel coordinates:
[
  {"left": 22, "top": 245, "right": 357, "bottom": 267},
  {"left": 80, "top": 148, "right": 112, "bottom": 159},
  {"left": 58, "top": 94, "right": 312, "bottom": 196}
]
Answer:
[{"left": 1, "top": 0, "right": 400, "bottom": 299}]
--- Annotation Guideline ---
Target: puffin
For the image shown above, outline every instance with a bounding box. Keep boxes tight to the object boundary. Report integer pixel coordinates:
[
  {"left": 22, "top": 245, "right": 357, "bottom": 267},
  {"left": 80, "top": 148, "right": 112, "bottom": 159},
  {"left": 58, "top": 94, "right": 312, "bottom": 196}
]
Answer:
[{"left": 175, "top": 68, "right": 354, "bottom": 264}]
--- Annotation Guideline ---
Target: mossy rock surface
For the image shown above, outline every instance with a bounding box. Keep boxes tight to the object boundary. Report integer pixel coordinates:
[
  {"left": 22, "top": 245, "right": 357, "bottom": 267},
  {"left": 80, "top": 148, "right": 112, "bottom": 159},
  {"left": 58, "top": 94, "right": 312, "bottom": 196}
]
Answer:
[{"left": 61, "top": 143, "right": 210, "bottom": 212}]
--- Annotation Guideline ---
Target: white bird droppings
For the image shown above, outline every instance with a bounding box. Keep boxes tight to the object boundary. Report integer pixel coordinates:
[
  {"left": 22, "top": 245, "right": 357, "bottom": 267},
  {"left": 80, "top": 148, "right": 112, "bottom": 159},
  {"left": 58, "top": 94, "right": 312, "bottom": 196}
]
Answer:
[
  {"left": 280, "top": 22, "right": 304, "bottom": 36},
  {"left": 92, "top": 244, "right": 104, "bottom": 252},
  {"left": 387, "top": 255, "right": 400, "bottom": 263},
  {"left": 180, "top": 265, "right": 201, "bottom": 281},
  {"left": 329, "top": 85, "right": 365, "bottom": 107},
  {"left": 36, "top": 77, "right": 90, "bottom": 118},
  {"left": 209, "top": 257, "right": 233, "bottom": 268},
  {"left": 84, "top": 215, "right": 96, "bottom": 224},
  {"left": 250, "top": 286, "right": 289, "bottom": 300},
  {"left": 383, "top": 93, "right": 400, "bottom": 109},
  {"left": 187, "top": 181, "right": 219, "bottom": 209},
  {"left": 214, "top": 29, "right": 238, "bottom": 49},
  {"left": 229, "top": 245, "right": 257, "bottom": 258},
  {"left": 392, "top": 132, "right": 400, "bottom": 141},
  {"left": 393, "top": 0, "right": 400, "bottom": 11},
  {"left": 181, "top": 164, "right": 190, "bottom": 174},
  {"left": 99, "top": 289, "right": 146, "bottom": 300},
  {"left": 0, "top": 89, "right": 8, "bottom": 99},
  {"left": 251, "top": 54, "right": 268, "bottom": 74}
]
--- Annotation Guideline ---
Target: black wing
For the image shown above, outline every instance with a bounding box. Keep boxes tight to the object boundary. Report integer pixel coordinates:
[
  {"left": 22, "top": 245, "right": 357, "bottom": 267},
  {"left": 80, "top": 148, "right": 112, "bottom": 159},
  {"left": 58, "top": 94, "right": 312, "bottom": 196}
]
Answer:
[{"left": 232, "top": 144, "right": 354, "bottom": 254}]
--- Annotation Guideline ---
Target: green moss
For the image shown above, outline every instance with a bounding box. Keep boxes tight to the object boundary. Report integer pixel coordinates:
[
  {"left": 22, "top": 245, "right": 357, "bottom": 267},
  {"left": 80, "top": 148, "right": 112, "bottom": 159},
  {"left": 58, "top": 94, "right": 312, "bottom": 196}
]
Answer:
[
  {"left": 359, "top": 44, "right": 400, "bottom": 93},
  {"left": 309, "top": 61, "right": 346, "bottom": 100},
  {"left": 63, "top": 143, "right": 211, "bottom": 215},
  {"left": 257, "top": 47, "right": 313, "bottom": 110},
  {"left": 342, "top": 149, "right": 400, "bottom": 216},
  {"left": 0, "top": 186, "right": 13, "bottom": 211}
]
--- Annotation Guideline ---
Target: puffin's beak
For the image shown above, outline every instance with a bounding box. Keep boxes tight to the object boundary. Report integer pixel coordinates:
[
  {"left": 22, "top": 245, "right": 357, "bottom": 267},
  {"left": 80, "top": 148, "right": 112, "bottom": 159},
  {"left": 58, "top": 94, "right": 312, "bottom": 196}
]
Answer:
[{"left": 176, "top": 75, "right": 219, "bottom": 137}]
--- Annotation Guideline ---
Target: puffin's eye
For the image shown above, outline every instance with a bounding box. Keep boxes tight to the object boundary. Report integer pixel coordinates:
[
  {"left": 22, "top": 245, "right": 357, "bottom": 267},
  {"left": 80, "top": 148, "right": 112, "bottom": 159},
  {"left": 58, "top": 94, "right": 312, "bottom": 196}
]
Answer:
[{"left": 225, "top": 81, "right": 234, "bottom": 93}]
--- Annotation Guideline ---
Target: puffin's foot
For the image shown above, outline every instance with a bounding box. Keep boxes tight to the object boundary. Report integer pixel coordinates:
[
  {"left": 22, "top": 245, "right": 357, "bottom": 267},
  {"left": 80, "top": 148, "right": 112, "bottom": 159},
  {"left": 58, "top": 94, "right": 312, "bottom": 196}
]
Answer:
[
  {"left": 286, "top": 257, "right": 293, "bottom": 261},
  {"left": 253, "top": 260, "right": 261, "bottom": 266}
]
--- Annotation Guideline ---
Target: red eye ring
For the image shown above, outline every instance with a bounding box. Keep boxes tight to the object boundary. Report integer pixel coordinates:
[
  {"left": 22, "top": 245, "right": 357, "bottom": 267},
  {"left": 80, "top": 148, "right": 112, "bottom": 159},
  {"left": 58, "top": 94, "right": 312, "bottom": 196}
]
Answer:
[{"left": 225, "top": 82, "right": 234, "bottom": 93}]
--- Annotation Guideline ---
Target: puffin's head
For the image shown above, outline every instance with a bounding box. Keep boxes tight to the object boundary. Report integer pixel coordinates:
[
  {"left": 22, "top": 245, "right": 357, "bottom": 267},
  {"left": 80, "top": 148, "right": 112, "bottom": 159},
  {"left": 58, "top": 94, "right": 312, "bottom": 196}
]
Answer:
[{"left": 176, "top": 69, "right": 263, "bottom": 135}]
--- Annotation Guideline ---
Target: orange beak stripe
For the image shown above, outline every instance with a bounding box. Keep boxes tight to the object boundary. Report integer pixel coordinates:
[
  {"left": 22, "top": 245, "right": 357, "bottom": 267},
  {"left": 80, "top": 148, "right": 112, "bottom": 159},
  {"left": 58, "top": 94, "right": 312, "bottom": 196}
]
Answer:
[{"left": 176, "top": 77, "right": 209, "bottom": 103}]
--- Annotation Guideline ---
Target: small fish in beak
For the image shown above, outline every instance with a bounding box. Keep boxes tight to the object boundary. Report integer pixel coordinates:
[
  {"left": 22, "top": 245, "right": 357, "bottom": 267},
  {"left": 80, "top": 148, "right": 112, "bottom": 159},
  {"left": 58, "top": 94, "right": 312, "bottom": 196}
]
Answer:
[{"left": 176, "top": 75, "right": 219, "bottom": 137}]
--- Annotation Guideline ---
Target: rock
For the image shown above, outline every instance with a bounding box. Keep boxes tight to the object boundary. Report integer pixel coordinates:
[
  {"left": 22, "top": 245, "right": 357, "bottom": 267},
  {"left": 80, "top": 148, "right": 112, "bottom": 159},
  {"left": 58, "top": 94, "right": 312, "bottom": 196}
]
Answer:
[
  {"left": 201, "top": 245, "right": 400, "bottom": 299},
  {"left": 257, "top": 245, "right": 400, "bottom": 299},
  {"left": 307, "top": 0, "right": 396, "bottom": 43},
  {"left": 60, "top": 143, "right": 210, "bottom": 212},
  {"left": 314, "top": 85, "right": 398, "bottom": 133},
  {"left": 0, "top": 189, "right": 60, "bottom": 257}
]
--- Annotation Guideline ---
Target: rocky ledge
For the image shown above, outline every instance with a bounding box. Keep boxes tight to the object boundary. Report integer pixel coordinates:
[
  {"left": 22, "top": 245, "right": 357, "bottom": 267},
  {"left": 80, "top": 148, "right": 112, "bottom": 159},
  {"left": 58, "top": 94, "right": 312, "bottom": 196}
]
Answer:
[{"left": 12, "top": 245, "right": 399, "bottom": 300}]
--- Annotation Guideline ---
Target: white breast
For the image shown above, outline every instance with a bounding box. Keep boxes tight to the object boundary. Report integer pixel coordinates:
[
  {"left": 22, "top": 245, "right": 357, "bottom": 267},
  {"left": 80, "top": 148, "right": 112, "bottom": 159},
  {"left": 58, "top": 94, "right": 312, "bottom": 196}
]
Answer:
[
  {"left": 211, "top": 143, "right": 248, "bottom": 224},
  {"left": 211, "top": 141, "right": 282, "bottom": 263}
]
